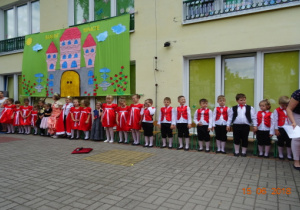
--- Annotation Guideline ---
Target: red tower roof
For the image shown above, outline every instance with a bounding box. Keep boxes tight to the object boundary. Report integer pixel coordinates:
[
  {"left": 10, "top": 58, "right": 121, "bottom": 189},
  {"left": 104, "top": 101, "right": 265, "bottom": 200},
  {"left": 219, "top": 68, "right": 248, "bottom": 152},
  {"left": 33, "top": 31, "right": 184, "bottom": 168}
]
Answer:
[
  {"left": 60, "top": 27, "right": 81, "bottom": 41},
  {"left": 46, "top": 42, "right": 58, "bottom": 53},
  {"left": 83, "top": 34, "right": 96, "bottom": 48}
]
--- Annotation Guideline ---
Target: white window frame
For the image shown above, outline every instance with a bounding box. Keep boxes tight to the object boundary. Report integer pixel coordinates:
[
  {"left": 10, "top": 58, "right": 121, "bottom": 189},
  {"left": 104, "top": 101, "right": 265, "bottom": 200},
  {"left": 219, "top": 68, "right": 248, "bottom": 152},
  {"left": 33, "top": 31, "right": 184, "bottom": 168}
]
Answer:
[
  {"left": 0, "top": 0, "right": 39, "bottom": 40},
  {"left": 182, "top": 0, "right": 300, "bottom": 25},
  {"left": 183, "top": 48, "right": 300, "bottom": 111}
]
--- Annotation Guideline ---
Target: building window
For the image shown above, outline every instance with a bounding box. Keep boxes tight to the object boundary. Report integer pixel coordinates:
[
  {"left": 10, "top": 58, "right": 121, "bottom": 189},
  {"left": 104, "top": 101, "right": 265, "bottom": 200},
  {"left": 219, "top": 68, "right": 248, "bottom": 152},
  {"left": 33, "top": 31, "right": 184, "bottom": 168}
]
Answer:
[
  {"left": 223, "top": 56, "right": 255, "bottom": 107},
  {"left": 68, "top": 54, "right": 72, "bottom": 58},
  {"left": 3, "top": 1, "right": 40, "bottom": 40},
  {"left": 73, "top": 0, "right": 134, "bottom": 25}
]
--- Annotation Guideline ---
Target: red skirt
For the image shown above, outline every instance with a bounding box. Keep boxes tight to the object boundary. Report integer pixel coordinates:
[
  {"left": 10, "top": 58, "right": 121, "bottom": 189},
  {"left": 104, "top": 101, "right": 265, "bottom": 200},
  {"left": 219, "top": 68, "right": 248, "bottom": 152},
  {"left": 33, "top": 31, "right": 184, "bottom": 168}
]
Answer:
[
  {"left": 56, "top": 114, "right": 65, "bottom": 135},
  {"left": 0, "top": 109, "right": 14, "bottom": 124},
  {"left": 65, "top": 113, "right": 72, "bottom": 135},
  {"left": 79, "top": 113, "right": 92, "bottom": 131}
]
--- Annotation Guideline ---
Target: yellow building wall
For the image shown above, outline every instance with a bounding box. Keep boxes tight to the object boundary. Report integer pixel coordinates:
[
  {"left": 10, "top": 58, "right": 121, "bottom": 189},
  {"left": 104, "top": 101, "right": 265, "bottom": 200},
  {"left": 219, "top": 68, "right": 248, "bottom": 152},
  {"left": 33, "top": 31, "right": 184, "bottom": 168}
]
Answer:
[
  {"left": 131, "top": 0, "right": 300, "bottom": 106},
  {"left": 0, "top": 53, "right": 23, "bottom": 74}
]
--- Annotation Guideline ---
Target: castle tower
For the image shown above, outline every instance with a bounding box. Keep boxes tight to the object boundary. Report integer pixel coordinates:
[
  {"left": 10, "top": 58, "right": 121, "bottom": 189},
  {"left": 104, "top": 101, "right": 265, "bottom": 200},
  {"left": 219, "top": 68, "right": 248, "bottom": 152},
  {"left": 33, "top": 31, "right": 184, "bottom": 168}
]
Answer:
[
  {"left": 46, "top": 41, "right": 58, "bottom": 72},
  {"left": 83, "top": 34, "right": 96, "bottom": 68},
  {"left": 60, "top": 27, "right": 81, "bottom": 70}
]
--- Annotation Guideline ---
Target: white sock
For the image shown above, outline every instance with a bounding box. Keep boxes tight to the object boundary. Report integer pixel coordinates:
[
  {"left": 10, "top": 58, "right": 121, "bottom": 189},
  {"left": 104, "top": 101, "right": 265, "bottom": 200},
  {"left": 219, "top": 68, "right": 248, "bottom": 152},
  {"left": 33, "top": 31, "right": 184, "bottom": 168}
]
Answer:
[
  {"left": 216, "top": 140, "right": 221, "bottom": 151},
  {"left": 124, "top": 132, "right": 128, "bottom": 142},
  {"left": 10, "top": 124, "right": 14, "bottom": 133},
  {"left": 145, "top": 136, "right": 149, "bottom": 146},
  {"left": 105, "top": 129, "right": 111, "bottom": 140},
  {"left": 149, "top": 136, "right": 153, "bottom": 146},
  {"left": 169, "top": 137, "right": 173, "bottom": 147},
  {"left": 162, "top": 138, "right": 166, "bottom": 147},
  {"left": 287, "top": 147, "right": 292, "bottom": 158},
  {"left": 199, "top": 141, "right": 203, "bottom": 149},
  {"left": 27, "top": 126, "right": 31, "bottom": 134},
  {"left": 185, "top": 138, "right": 189, "bottom": 149},
  {"left": 76, "top": 130, "right": 80, "bottom": 138},
  {"left": 264, "top": 145, "right": 270, "bottom": 156},
  {"left": 242, "top": 147, "right": 247, "bottom": 154},
  {"left": 18, "top": 126, "right": 23, "bottom": 133},
  {"left": 278, "top": 146, "right": 284, "bottom": 158},
  {"left": 132, "top": 130, "right": 137, "bottom": 143},
  {"left": 221, "top": 141, "right": 226, "bottom": 152},
  {"left": 119, "top": 131, "right": 123, "bottom": 142},
  {"left": 258, "top": 145, "right": 264, "bottom": 155},
  {"left": 205, "top": 141, "right": 210, "bottom": 150},
  {"left": 84, "top": 131, "right": 89, "bottom": 139},
  {"left": 109, "top": 127, "right": 114, "bottom": 141},
  {"left": 234, "top": 144, "right": 240, "bottom": 154},
  {"left": 136, "top": 130, "right": 140, "bottom": 144},
  {"left": 178, "top": 138, "right": 183, "bottom": 148},
  {"left": 7, "top": 125, "right": 11, "bottom": 133},
  {"left": 71, "top": 130, "right": 74, "bottom": 138},
  {"left": 34, "top": 126, "right": 38, "bottom": 134}
]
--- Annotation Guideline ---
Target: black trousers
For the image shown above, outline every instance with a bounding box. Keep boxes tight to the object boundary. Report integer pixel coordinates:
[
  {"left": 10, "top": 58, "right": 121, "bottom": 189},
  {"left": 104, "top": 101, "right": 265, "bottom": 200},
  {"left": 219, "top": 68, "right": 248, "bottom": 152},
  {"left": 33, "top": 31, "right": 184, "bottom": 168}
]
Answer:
[
  {"left": 277, "top": 128, "right": 291, "bottom": 147},
  {"left": 197, "top": 125, "right": 210, "bottom": 142},
  {"left": 176, "top": 123, "right": 189, "bottom": 138},
  {"left": 215, "top": 125, "right": 227, "bottom": 142},
  {"left": 256, "top": 130, "right": 271, "bottom": 146},
  {"left": 161, "top": 123, "right": 173, "bottom": 138},
  {"left": 142, "top": 122, "right": 153, "bottom": 137},
  {"left": 233, "top": 124, "right": 250, "bottom": 148}
]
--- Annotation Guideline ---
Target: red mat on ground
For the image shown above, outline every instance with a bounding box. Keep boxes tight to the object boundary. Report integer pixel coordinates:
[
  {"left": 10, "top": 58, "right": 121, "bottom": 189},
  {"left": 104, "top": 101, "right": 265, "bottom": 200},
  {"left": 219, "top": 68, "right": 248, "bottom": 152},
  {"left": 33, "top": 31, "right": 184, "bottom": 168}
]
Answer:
[{"left": 71, "top": 147, "right": 93, "bottom": 154}]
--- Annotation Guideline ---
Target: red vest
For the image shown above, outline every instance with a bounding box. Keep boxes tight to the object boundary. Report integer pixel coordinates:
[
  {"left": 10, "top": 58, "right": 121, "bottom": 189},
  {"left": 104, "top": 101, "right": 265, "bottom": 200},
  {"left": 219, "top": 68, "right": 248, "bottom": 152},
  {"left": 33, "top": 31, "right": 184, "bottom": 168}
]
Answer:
[
  {"left": 197, "top": 109, "right": 209, "bottom": 123},
  {"left": 215, "top": 107, "right": 228, "bottom": 121},
  {"left": 257, "top": 111, "right": 272, "bottom": 127},
  {"left": 161, "top": 106, "right": 172, "bottom": 122},
  {"left": 177, "top": 106, "right": 188, "bottom": 120},
  {"left": 276, "top": 107, "right": 287, "bottom": 126},
  {"left": 144, "top": 108, "right": 154, "bottom": 121}
]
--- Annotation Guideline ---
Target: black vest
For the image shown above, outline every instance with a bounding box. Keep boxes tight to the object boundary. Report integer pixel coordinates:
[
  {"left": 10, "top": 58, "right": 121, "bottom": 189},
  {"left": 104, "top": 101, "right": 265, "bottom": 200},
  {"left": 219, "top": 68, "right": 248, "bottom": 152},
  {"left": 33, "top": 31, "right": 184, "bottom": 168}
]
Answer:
[{"left": 232, "top": 105, "right": 252, "bottom": 124}]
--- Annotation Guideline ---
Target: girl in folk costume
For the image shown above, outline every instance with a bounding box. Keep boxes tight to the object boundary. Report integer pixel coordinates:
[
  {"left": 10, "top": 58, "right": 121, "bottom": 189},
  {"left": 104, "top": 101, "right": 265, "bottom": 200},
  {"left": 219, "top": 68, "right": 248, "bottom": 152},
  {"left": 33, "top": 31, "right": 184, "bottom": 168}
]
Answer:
[
  {"left": 48, "top": 93, "right": 63, "bottom": 138},
  {"left": 12, "top": 101, "right": 23, "bottom": 134},
  {"left": 102, "top": 95, "right": 117, "bottom": 143},
  {"left": 157, "top": 97, "right": 176, "bottom": 149},
  {"left": 140, "top": 99, "right": 156, "bottom": 147},
  {"left": 59, "top": 96, "right": 73, "bottom": 137},
  {"left": 256, "top": 99, "right": 273, "bottom": 158},
  {"left": 212, "top": 95, "right": 229, "bottom": 154},
  {"left": 20, "top": 98, "right": 33, "bottom": 135},
  {"left": 129, "top": 94, "right": 144, "bottom": 145},
  {"left": 36, "top": 100, "right": 45, "bottom": 136},
  {"left": 0, "top": 98, "right": 15, "bottom": 134},
  {"left": 91, "top": 102, "right": 104, "bottom": 140},
  {"left": 116, "top": 97, "right": 130, "bottom": 143},
  {"left": 272, "top": 96, "right": 292, "bottom": 160},
  {"left": 31, "top": 105, "right": 39, "bottom": 135},
  {"left": 40, "top": 103, "right": 52, "bottom": 136},
  {"left": 70, "top": 99, "right": 82, "bottom": 139},
  {"left": 79, "top": 99, "right": 92, "bottom": 140}
]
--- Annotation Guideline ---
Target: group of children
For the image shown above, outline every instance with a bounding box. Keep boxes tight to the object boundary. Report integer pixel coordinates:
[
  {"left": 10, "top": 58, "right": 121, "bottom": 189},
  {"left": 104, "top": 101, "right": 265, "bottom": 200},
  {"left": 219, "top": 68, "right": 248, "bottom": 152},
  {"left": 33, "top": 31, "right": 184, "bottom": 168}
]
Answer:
[{"left": 0, "top": 93, "right": 293, "bottom": 160}]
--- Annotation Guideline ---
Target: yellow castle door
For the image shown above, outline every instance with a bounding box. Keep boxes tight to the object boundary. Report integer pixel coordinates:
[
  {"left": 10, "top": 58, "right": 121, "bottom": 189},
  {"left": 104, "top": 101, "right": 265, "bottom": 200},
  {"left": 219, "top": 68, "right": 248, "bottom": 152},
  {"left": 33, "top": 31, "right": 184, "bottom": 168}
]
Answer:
[{"left": 61, "top": 71, "right": 80, "bottom": 97}]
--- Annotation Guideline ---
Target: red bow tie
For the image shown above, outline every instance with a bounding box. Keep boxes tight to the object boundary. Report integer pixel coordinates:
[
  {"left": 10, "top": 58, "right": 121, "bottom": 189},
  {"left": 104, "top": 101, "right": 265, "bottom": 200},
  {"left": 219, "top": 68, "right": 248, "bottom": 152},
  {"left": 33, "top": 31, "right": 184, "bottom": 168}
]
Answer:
[
  {"left": 66, "top": 103, "right": 69, "bottom": 106},
  {"left": 239, "top": 105, "right": 244, "bottom": 108}
]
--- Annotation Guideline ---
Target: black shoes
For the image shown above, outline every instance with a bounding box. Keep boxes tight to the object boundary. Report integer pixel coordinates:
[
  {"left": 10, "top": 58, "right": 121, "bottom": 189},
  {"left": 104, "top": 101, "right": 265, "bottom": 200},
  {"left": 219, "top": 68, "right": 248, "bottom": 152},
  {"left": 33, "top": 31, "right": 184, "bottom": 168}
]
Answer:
[
  {"left": 241, "top": 153, "right": 247, "bottom": 157},
  {"left": 234, "top": 153, "right": 239, "bottom": 157},
  {"left": 177, "top": 147, "right": 183, "bottom": 150}
]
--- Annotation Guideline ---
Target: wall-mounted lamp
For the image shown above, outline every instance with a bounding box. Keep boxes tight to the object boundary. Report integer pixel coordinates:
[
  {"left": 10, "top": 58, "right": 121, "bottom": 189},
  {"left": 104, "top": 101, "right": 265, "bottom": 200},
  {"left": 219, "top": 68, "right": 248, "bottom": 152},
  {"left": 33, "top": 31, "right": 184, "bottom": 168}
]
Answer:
[{"left": 164, "top": 42, "right": 170, "bottom": 47}]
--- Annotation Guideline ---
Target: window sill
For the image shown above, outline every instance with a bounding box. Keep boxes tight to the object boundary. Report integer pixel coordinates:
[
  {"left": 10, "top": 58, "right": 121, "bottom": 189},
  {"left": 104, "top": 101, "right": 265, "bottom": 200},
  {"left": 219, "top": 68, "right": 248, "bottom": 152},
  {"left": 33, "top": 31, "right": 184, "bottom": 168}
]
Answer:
[
  {"left": 183, "top": 1, "right": 300, "bottom": 25},
  {"left": 0, "top": 49, "right": 23, "bottom": 57}
]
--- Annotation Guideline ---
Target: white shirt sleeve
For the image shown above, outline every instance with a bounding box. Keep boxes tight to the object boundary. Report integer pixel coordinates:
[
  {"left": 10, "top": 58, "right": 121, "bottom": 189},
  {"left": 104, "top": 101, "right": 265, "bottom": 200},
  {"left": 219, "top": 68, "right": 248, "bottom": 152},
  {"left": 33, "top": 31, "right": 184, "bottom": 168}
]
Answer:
[
  {"left": 270, "top": 113, "right": 275, "bottom": 135},
  {"left": 149, "top": 107, "right": 156, "bottom": 115},
  {"left": 251, "top": 107, "right": 257, "bottom": 126},
  {"left": 193, "top": 109, "right": 198, "bottom": 125},
  {"left": 172, "top": 108, "right": 176, "bottom": 125},
  {"left": 272, "top": 109, "right": 279, "bottom": 130},
  {"left": 187, "top": 106, "right": 192, "bottom": 124},
  {"left": 140, "top": 108, "right": 144, "bottom": 115},
  {"left": 209, "top": 110, "right": 213, "bottom": 128},
  {"left": 212, "top": 108, "right": 216, "bottom": 127},
  {"left": 174, "top": 107, "right": 178, "bottom": 123},
  {"left": 227, "top": 108, "right": 233, "bottom": 127},
  {"left": 158, "top": 108, "right": 162, "bottom": 125}
]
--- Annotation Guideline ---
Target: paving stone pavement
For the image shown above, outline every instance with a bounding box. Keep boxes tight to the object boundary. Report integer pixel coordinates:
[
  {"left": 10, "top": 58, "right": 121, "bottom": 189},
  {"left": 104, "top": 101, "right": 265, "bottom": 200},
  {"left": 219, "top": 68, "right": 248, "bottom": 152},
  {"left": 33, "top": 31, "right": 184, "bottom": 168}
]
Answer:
[{"left": 0, "top": 133, "right": 300, "bottom": 210}]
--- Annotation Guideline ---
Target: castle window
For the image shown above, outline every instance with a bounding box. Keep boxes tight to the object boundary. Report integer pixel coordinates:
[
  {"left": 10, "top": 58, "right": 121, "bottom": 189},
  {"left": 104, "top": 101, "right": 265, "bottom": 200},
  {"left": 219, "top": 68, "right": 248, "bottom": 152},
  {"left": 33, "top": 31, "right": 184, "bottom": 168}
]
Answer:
[
  {"left": 63, "top": 55, "right": 66, "bottom": 59},
  {"left": 47, "top": 54, "right": 51, "bottom": 59},
  {"left": 71, "top": 60, "right": 77, "bottom": 68},
  {"left": 49, "top": 64, "right": 54, "bottom": 70},
  {"left": 74, "top": 53, "right": 78, "bottom": 58},
  {"left": 68, "top": 54, "right": 72, "bottom": 58},
  {"left": 88, "top": 59, "right": 92, "bottom": 66},
  {"left": 74, "top": 40, "right": 78, "bottom": 44},
  {"left": 53, "top": 54, "right": 56, "bottom": 58},
  {"left": 88, "top": 78, "right": 93, "bottom": 85},
  {"left": 68, "top": 40, "right": 71, "bottom": 45},
  {"left": 85, "top": 49, "right": 89, "bottom": 53},
  {"left": 88, "top": 70, "right": 93, "bottom": 76},
  {"left": 91, "top": 48, "right": 94, "bottom": 53},
  {"left": 49, "top": 81, "right": 54, "bottom": 87},
  {"left": 49, "top": 74, "right": 54, "bottom": 79},
  {"left": 62, "top": 42, "right": 65, "bottom": 46},
  {"left": 62, "top": 61, "right": 67, "bottom": 69}
]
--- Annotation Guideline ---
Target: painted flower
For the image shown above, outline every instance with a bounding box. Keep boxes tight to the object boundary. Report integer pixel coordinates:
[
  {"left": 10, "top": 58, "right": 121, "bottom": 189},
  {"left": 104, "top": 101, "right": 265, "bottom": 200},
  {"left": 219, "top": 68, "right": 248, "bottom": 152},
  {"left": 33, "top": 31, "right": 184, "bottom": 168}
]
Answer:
[
  {"left": 123, "top": 88, "right": 126, "bottom": 91},
  {"left": 125, "top": 76, "right": 128, "bottom": 78},
  {"left": 124, "top": 82, "right": 127, "bottom": 84},
  {"left": 93, "top": 89, "right": 96, "bottom": 92},
  {"left": 23, "top": 79, "right": 25, "bottom": 81},
  {"left": 84, "top": 91, "right": 87, "bottom": 94},
  {"left": 34, "top": 83, "right": 36, "bottom": 85},
  {"left": 114, "top": 89, "right": 117, "bottom": 92},
  {"left": 119, "top": 77, "right": 122, "bottom": 80},
  {"left": 93, "top": 93, "right": 97, "bottom": 96},
  {"left": 115, "top": 74, "right": 118, "bottom": 77},
  {"left": 92, "top": 75, "right": 95, "bottom": 78},
  {"left": 23, "top": 75, "right": 25, "bottom": 77},
  {"left": 116, "top": 80, "right": 118, "bottom": 83},
  {"left": 110, "top": 77, "right": 113, "bottom": 80},
  {"left": 119, "top": 72, "right": 122, "bottom": 75},
  {"left": 94, "top": 79, "right": 96, "bottom": 81},
  {"left": 88, "top": 93, "right": 91, "bottom": 96},
  {"left": 111, "top": 82, "right": 114, "bottom": 85},
  {"left": 96, "top": 87, "right": 98, "bottom": 89},
  {"left": 31, "top": 86, "right": 33, "bottom": 88},
  {"left": 33, "top": 91, "right": 35, "bottom": 93},
  {"left": 23, "top": 87, "right": 25, "bottom": 89},
  {"left": 117, "top": 84, "right": 120, "bottom": 87},
  {"left": 121, "top": 66, "right": 124, "bottom": 69}
]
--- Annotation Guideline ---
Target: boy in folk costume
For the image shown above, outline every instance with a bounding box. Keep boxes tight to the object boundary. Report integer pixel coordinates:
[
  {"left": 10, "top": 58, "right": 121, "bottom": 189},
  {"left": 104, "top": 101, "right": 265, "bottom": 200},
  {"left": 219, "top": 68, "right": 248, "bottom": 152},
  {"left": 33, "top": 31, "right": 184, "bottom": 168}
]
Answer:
[
  {"left": 140, "top": 99, "right": 156, "bottom": 147},
  {"left": 175, "top": 96, "right": 192, "bottom": 151},
  {"left": 157, "top": 97, "right": 176, "bottom": 149}
]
